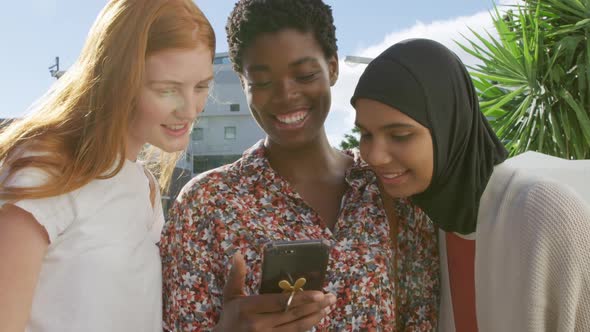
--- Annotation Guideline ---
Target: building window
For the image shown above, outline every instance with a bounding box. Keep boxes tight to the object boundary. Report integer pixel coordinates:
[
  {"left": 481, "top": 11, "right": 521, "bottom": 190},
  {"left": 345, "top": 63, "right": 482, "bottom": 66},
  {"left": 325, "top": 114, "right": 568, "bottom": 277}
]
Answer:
[
  {"left": 192, "top": 127, "right": 204, "bottom": 141},
  {"left": 230, "top": 104, "right": 240, "bottom": 112},
  {"left": 224, "top": 126, "right": 236, "bottom": 140},
  {"left": 213, "top": 56, "right": 231, "bottom": 65}
]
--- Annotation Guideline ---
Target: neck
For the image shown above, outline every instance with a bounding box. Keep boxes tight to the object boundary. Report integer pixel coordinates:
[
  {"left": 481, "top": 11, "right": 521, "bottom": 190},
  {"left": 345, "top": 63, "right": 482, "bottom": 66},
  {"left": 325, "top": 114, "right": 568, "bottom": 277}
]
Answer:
[
  {"left": 125, "top": 139, "right": 141, "bottom": 162},
  {"left": 265, "top": 130, "right": 345, "bottom": 181}
]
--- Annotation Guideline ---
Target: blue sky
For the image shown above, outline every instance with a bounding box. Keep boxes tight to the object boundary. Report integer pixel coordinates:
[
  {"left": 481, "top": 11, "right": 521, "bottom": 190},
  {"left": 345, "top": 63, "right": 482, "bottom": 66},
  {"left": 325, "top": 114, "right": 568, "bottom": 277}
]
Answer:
[{"left": 0, "top": 0, "right": 515, "bottom": 143}]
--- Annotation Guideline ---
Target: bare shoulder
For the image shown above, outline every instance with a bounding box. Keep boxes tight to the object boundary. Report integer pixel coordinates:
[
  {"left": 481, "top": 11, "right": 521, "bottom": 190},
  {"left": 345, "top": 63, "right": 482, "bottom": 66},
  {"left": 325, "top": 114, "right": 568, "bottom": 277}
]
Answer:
[
  {"left": 0, "top": 203, "right": 49, "bottom": 248},
  {"left": 0, "top": 203, "right": 49, "bottom": 332}
]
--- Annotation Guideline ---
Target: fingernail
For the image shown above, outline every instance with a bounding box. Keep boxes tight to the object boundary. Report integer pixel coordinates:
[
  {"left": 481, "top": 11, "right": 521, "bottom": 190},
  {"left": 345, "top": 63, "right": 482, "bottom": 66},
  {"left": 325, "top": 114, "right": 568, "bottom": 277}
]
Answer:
[
  {"left": 312, "top": 292, "right": 324, "bottom": 301},
  {"left": 324, "top": 307, "right": 332, "bottom": 315},
  {"left": 328, "top": 293, "right": 337, "bottom": 305}
]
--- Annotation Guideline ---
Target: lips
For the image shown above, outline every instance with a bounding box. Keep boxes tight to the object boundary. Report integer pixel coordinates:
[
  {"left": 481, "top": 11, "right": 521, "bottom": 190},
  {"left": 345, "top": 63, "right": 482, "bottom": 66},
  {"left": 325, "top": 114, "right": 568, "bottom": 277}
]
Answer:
[
  {"left": 161, "top": 123, "right": 189, "bottom": 137},
  {"left": 163, "top": 124, "right": 186, "bottom": 131},
  {"left": 380, "top": 171, "right": 406, "bottom": 179},
  {"left": 275, "top": 110, "right": 309, "bottom": 125},
  {"left": 375, "top": 169, "right": 409, "bottom": 185}
]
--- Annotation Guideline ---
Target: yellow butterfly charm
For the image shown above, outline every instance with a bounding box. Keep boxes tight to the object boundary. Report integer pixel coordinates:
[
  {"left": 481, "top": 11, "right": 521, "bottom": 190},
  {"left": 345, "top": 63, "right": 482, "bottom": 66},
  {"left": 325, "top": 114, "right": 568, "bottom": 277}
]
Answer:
[{"left": 278, "top": 277, "right": 307, "bottom": 293}]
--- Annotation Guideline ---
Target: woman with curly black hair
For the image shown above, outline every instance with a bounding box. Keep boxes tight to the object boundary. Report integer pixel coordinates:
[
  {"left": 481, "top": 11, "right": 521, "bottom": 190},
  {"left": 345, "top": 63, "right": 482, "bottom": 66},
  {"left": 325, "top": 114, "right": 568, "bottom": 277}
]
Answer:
[{"left": 161, "top": 1, "right": 440, "bottom": 331}]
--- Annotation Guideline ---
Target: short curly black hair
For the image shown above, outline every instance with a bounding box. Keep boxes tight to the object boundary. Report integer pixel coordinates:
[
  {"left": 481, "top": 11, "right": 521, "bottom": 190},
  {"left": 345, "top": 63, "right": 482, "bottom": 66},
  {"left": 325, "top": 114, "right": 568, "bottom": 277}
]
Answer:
[{"left": 226, "top": 0, "right": 338, "bottom": 73}]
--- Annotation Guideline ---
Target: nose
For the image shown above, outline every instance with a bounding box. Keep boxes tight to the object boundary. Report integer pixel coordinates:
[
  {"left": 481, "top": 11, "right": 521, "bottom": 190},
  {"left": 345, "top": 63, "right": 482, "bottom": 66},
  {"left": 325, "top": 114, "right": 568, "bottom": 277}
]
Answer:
[
  {"left": 363, "top": 138, "right": 393, "bottom": 167},
  {"left": 175, "top": 91, "right": 207, "bottom": 120},
  {"left": 272, "top": 78, "right": 299, "bottom": 103}
]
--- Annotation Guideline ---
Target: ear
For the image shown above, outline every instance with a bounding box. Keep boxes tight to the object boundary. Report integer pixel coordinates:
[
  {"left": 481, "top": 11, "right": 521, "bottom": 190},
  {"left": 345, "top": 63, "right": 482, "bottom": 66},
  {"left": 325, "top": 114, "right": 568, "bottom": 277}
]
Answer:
[{"left": 327, "top": 54, "right": 339, "bottom": 86}]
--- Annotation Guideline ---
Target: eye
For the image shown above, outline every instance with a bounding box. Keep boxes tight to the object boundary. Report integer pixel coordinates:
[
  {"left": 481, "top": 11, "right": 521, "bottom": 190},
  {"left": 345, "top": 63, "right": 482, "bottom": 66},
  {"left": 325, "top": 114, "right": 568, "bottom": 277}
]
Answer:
[
  {"left": 195, "top": 84, "right": 211, "bottom": 93},
  {"left": 158, "top": 88, "right": 178, "bottom": 96},
  {"left": 359, "top": 131, "right": 372, "bottom": 140},
  {"left": 196, "top": 81, "right": 212, "bottom": 91},
  {"left": 390, "top": 133, "right": 413, "bottom": 142},
  {"left": 296, "top": 72, "right": 318, "bottom": 83},
  {"left": 248, "top": 81, "right": 271, "bottom": 89}
]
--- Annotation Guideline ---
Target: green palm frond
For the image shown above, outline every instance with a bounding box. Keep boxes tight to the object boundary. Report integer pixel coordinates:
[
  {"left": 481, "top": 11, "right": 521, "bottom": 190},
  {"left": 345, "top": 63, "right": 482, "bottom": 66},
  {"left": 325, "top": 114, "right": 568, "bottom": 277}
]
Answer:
[{"left": 458, "top": 0, "right": 590, "bottom": 159}]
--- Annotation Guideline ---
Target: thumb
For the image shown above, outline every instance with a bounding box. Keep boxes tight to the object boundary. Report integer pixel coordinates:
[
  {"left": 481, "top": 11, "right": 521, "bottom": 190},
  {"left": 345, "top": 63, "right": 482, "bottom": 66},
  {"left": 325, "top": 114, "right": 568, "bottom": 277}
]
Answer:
[{"left": 223, "top": 252, "right": 247, "bottom": 302}]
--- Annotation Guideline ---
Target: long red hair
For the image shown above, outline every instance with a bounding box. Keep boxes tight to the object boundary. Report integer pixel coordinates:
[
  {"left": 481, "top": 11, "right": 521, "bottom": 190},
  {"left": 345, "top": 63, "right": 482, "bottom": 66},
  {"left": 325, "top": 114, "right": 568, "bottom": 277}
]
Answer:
[{"left": 0, "top": 0, "right": 215, "bottom": 201}]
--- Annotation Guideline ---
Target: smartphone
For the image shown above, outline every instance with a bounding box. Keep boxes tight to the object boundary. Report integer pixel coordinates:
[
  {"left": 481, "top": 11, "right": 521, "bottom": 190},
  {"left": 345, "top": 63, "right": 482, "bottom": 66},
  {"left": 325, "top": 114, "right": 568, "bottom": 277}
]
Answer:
[{"left": 259, "top": 239, "right": 330, "bottom": 294}]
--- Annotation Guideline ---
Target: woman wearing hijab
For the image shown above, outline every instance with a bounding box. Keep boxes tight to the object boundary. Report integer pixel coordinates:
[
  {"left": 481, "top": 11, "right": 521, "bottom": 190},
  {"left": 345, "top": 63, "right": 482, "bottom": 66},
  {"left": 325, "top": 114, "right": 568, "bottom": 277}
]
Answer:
[{"left": 352, "top": 38, "right": 590, "bottom": 331}]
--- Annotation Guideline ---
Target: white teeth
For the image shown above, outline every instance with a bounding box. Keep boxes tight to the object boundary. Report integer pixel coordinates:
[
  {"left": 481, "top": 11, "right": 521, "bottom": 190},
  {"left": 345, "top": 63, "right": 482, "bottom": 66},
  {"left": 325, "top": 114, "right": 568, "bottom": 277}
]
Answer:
[
  {"left": 165, "top": 124, "right": 185, "bottom": 131},
  {"left": 382, "top": 172, "right": 405, "bottom": 179},
  {"left": 277, "top": 112, "right": 307, "bottom": 124}
]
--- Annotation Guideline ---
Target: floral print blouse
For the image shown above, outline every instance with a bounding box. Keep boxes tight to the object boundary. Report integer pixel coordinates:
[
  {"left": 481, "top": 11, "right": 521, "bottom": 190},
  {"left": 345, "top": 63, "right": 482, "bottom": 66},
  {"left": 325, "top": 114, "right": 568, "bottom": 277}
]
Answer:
[{"left": 160, "top": 140, "right": 440, "bottom": 331}]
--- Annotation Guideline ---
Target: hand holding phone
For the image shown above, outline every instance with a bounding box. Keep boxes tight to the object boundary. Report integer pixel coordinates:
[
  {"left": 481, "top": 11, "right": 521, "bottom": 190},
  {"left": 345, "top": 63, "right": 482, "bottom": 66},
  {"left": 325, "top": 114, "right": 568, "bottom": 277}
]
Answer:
[{"left": 215, "top": 252, "right": 336, "bottom": 332}]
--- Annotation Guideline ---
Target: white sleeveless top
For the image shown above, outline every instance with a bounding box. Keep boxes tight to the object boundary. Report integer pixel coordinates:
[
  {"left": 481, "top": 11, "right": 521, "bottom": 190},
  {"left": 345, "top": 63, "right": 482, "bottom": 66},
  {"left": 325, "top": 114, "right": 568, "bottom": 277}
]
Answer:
[{"left": 1, "top": 160, "right": 164, "bottom": 332}]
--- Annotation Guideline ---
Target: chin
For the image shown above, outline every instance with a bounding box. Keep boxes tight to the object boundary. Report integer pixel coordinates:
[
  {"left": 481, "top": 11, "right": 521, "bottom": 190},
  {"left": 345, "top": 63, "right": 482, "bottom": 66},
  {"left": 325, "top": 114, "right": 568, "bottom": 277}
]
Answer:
[
  {"left": 154, "top": 141, "right": 189, "bottom": 153},
  {"left": 163, "top": 145, "right": 187, "bottom": 153},
  {"left": 383, "top": 187, "right": 415, "bottom": 199},
  {"left": 271, "top": 130, "right": 322, "bottom": 149}
]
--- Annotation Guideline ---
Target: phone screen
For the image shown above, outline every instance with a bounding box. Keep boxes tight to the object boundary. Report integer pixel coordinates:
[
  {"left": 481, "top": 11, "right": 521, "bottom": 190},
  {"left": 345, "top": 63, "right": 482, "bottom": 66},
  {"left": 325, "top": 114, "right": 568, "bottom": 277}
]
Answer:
[{"left": 259, "top": 239, "right": 330, "bottom": 294}]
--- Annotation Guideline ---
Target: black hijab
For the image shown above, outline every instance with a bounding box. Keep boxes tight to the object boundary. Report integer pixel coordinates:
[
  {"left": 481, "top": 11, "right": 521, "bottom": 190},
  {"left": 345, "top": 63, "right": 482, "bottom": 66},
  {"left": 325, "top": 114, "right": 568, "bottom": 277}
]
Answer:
[{"left": 351, "top": 39, "right": 508, "bottom": 235}]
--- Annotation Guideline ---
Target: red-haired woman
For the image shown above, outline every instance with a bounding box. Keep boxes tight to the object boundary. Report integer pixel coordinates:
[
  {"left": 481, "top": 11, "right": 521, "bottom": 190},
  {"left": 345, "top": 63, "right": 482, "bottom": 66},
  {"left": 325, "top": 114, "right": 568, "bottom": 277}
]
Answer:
[{"left": 0, "top": 1, "right": 215, "bottom": 331}]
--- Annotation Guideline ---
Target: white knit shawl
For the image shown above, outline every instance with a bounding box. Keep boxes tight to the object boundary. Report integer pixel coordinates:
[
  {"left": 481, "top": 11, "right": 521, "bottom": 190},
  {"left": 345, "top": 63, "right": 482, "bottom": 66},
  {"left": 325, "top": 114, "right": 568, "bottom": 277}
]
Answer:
[{"left": 474, "top": 152, "right": 590, "bottom": 332}]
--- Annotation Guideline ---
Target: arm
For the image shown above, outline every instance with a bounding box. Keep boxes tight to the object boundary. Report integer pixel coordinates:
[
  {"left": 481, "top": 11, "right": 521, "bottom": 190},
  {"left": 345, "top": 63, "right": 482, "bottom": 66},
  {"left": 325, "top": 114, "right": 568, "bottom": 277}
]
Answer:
[
  {"left": 0, "top": 204, "right": 49, "bottom": 332},
  {"left": 521, "top": 181, "right": 590, "bottom": 331}
]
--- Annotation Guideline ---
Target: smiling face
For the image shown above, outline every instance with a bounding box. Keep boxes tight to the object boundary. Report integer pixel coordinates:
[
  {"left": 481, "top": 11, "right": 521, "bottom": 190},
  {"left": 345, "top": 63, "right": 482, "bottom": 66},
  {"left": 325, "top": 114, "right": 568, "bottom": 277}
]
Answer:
[
  {"left": 354, "top": 98, "right": 434, "bottom": 198},
  {"left": 239, "top": 28, "right": 338, "bottom": 149},
  {"left": 127, "top": 46, "right": 213, "bottom": 158}
]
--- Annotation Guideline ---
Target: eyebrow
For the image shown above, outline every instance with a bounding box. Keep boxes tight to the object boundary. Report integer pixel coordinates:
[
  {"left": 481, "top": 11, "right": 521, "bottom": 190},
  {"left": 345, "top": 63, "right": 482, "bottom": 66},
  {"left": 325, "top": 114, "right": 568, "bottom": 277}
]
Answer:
[
  {"left": 148, "top": 80, "right": 182, "bottom": 85},
  {"left": 245, "top": 56, "right": 320, "bottom": 73},
  {"left": 289, "top": 56, "right": 319, "bottom": 68},
  {"left": 355, "top": 122, "right": 415, "bottom": 130},
  {"left": 148, "top": 75, "right": 214, "bottom": 85}
]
